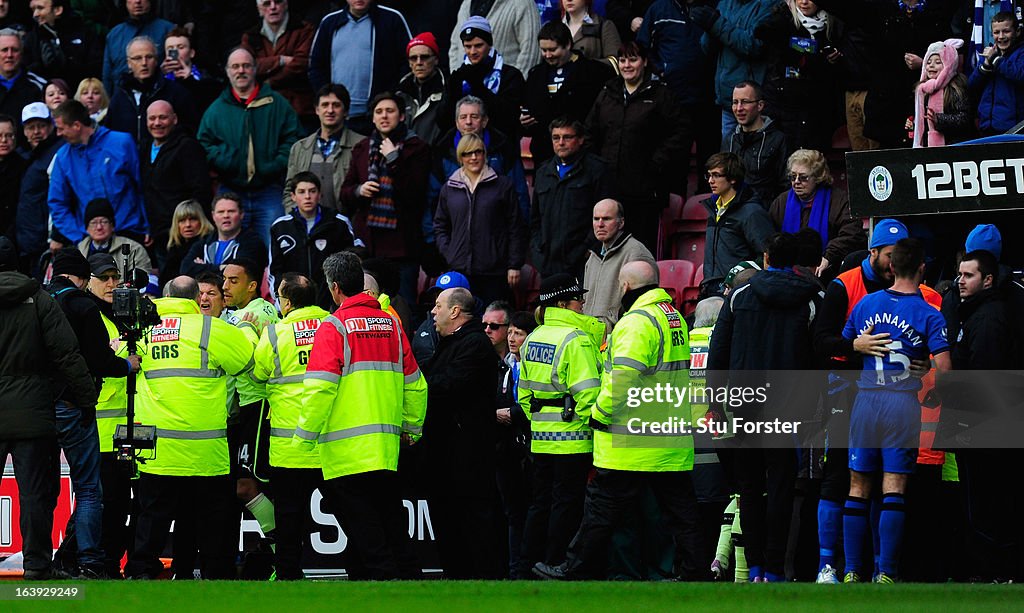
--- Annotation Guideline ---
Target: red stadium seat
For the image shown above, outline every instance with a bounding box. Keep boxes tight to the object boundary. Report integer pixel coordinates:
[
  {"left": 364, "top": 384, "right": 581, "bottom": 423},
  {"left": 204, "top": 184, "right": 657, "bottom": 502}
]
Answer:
[
  {"left": 681, "top": 265, "right": 705, "bottom": 316},
  {"left": 417, "top": 268, "right": 429, "bottom": 300},
  {"left": 658, "top": 193, "right": 688, "bottom": 258},
  {"left": 671, "top": 233, "right": 705, "bottom": 267},
  {"left": 831, "top": 125, "right": 851, "bottom": 151},
  {"left": 660, "top": 193, "right": 707, "bottom": 258},
  {"left": 657, "top": 259, "right": 696, "bottom": 308},
  {"left": 675, "top": 193, "right": 709, "bottom": 234},
  {"left": 520, "top": 137, "right": 533, "bottom": 173}
]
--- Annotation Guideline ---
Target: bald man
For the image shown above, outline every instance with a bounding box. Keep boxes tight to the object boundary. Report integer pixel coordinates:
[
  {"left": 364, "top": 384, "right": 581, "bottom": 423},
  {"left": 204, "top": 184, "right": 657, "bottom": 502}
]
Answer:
[
  {"left": 197, "top": 46, "right": 301, "bottom": 244},
  {"left": 141, "top": 99, "right": 212, "bottom": 258},
  {"left": 535, "top": 258, "right": 702, "bottom": 582},
  {"left": 423, "top": 285, "right": 503, "bottom": 578},
  {"left": 583, "top": 199, "right": 656, "bottom": 330}
]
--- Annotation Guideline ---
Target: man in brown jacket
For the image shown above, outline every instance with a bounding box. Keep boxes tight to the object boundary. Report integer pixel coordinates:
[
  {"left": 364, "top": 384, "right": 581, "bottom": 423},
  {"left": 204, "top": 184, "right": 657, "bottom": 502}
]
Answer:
[{"left": 241, "top": 0, "right": 315, "bottom": 126}]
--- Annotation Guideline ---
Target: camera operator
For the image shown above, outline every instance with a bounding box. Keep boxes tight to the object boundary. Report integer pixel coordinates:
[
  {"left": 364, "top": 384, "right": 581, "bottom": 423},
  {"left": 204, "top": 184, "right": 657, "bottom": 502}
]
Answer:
[{"left": 47, "top": 250, "right": 141, "bottom": 579}]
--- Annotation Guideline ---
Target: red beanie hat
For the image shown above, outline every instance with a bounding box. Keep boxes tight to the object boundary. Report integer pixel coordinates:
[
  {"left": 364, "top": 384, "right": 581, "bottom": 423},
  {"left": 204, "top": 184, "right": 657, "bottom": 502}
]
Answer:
[{"left": 407, "top": 32, "right": 439, "bottom": 57}]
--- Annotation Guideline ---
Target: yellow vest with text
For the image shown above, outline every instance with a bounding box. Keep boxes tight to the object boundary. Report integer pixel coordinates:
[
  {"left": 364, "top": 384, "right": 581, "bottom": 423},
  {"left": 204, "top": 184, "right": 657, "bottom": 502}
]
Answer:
[
  {"left": 593, "top": 288, "right": 694, "bottom": 471},
  {"left": 252, "top": 304, "right": 330, "bottom": 469},
  {"left": 518, "top": 307, "right": 604, "bottom": 454},
  {"left": 137, "top": 297, "right": 255, "bottom": 476},
  {"left": 95, "top": 312, "right": 128, "bottom": 453}
]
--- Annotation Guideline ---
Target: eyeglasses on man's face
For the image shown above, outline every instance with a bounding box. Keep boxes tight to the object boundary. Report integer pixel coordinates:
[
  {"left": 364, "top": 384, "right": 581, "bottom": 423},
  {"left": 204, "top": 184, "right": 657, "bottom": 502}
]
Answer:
[{"left": 484, "top": 322, "right": 509, "bottom": 331}]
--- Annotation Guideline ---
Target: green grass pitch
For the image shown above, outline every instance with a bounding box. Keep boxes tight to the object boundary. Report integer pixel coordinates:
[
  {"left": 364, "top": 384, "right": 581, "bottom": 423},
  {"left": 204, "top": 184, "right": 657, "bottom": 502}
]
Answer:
[{"left": 5, "top": 581, "right": 1024, "bottom": 612}]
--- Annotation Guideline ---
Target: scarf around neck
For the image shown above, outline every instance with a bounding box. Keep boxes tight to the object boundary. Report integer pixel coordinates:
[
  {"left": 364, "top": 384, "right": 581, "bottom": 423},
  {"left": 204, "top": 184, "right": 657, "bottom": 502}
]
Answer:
[
  {"left": 799, "top": 12, "right": 827, "bottom": 36},
  {"left": 782, "top": 186, "right": 831, "bottom": 252},
  {"left": 367, "top": 123, "right": 409, "bottom": 230},
  {"left": 463, "top": 48, "right": 504, "bottom": 95}
]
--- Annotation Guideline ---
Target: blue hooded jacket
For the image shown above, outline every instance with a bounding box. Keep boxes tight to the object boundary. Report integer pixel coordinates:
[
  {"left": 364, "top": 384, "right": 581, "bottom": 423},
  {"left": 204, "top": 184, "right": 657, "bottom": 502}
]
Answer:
[
  {"left": 699, "top": 0, "right": 776, "bottom": 107},
  {"left": 637, "top": 0, "right": 712, "bottom": 106},
  {"left": 48, "top": 127, "right": 149, "bottom": 243},
  {"left": 968, "top": 43, "right": 1024, "bottom": 134}
]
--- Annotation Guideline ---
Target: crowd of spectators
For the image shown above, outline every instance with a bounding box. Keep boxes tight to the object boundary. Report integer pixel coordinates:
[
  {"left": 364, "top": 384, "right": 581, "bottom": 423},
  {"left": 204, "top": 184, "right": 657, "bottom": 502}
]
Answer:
[{"left": 3, "top": 0, "right": 1024, "bottom": 583}]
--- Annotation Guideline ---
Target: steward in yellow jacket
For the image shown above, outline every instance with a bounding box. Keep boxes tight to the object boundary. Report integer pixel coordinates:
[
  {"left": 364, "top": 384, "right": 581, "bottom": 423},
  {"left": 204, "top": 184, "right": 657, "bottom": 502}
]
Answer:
[
  {"left": 251, "top": 273, "right": 329, "bottom": 580},
  {"left": 125, "top": 278, "right": 255, "bottom": 580},
  {"left": 533, "top": 261, "right": 701, "bottom": 582}
]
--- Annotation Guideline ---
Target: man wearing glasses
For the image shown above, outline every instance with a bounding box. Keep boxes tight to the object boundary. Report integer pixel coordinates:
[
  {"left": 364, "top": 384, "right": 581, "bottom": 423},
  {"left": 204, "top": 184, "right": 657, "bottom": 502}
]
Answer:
[
  {"left": 396, "top": 32, "right": 447, "bottom": 147},
  {"left": 74, "top": 198, "right": 152, "bottom": 272},
  {"left": 101, "top": 0, "right": 173, "bottom": 94},
  {"left": 720, "top": 80, "right": 789, "bottom": 206},
  {"left": 701, "top": 151, "right": 774, "bottom": 295},
  {"left": 530, "top": 117, "right": 612, "bottom": 279}
]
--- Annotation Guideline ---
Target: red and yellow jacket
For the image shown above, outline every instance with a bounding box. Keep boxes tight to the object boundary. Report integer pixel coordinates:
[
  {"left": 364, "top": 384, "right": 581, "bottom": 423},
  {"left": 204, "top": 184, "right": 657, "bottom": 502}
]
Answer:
[{"left": 294, "top": 293, "right": 427, "bottom": 480}]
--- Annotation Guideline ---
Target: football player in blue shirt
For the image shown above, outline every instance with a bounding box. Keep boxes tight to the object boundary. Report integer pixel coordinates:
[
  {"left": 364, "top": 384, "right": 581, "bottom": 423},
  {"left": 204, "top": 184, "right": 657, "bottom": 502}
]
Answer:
[{"left": 840, "top": 238, "right": 951, "bottom": 584}]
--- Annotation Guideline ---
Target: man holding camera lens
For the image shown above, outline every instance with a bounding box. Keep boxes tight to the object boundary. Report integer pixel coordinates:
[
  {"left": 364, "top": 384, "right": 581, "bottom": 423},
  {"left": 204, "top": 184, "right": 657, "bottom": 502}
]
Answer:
[{"left": 47, "top": 250, "right": 141, "bottom": 579}]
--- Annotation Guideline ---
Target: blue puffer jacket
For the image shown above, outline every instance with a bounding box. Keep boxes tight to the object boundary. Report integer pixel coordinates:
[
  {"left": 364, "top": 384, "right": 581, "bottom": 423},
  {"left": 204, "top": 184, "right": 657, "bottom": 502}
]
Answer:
[
  {"left": 699, "top": 0, "right": 776, "bottom": 107},
  {"left": 968, "top": 43, "right": 1024, "bottom": 134},
  {"left": 48, "top": 127, "right": 148, "bottom": 243},
  {"left": 308, "top": 4, "right": 411, "bottom": 98},
  {"left": 637, "top": 0, "right": 713, "bottom": 106}
]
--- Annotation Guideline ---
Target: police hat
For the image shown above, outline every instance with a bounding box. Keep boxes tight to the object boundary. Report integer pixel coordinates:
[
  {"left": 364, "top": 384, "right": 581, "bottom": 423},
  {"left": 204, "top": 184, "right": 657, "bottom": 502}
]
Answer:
[
  {"left": 539, "top": 273, "right": 587, "bottom": 305},
  {"left": 88, "top": 253, "right": 118, "bottom": 276}
]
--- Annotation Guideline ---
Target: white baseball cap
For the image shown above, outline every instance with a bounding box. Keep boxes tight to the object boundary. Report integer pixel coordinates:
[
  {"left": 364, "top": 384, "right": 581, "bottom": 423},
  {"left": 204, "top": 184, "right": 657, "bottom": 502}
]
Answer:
[{"left": 21, "top": 102, "right": 51, "bottom": 123}]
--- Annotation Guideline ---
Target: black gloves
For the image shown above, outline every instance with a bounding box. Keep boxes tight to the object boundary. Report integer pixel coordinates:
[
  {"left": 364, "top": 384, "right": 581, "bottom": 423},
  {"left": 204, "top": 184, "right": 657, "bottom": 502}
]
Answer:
[{"left": 689, "top": 5, "right": 720, "bottom": 31}]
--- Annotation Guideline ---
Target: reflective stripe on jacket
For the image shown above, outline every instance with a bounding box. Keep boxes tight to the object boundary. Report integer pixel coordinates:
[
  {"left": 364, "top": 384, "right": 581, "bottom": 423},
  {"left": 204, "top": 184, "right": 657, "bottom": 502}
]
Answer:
[
  {"left": 295, "top": 293, "right": 427, "bottom": 480},
  {"left": 137, "top": 297, "right": 255, "bottom": 476},
  {"left": 252, "top": 304, "right": 329, "bottom": 469},
  {"left": 593, "top": 288, "right": 694, "bottom": 471},
  {"left": 95, "top": 312, "right": 128, "bottom": 453},
  {"left": 517, "top": 307, "right": 604, "bottom": 454}
]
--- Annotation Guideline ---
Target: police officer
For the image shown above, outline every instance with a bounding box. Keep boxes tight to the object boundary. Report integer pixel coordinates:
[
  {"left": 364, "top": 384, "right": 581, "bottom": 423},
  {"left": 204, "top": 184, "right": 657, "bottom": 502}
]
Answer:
[
  {"left": 295, "top": 252, "right": 427, "bottom": 580},
  {"left": 534, "top": 260, "right": 701, "bottom": 580},
  {"left": 251, "top": 273, "right": 330, "bottom": 580},
  {"left": 517, "top": 273, "right": 603, "bottom": 578},
  {"left": 125, "top": 276, "right": 254, "bottom": 580}
]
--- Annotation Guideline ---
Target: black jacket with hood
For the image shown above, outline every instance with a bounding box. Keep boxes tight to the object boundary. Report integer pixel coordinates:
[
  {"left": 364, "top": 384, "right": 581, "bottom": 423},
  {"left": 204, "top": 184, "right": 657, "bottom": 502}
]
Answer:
[
  {"left": 703, "top": 185, "right": 776, "bottom": 284},
  {"left": 0, "top": 271, "right": 97, "bottom": 439},
  {"left": 708, "top": 267, "right": 824, "bottom": 422},
  {"left": 721, "top": 116, "right": 790, "bottom": 205}
]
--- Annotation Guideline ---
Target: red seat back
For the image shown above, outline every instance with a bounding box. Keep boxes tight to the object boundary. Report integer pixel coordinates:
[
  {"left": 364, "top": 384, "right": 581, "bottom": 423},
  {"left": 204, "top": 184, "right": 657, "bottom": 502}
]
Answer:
[{"left": 656, "top": 259, "right": 696, "bottom": 307}]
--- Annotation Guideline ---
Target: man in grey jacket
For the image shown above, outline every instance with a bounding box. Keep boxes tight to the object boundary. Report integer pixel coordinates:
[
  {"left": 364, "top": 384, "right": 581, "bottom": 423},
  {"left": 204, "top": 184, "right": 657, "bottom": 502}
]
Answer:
[
  {"left": 583, "top": 198, "right": 656, "bottom": 331},
  {"left": 285, "top": 84, "right": 363, "bottom": 211}
]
